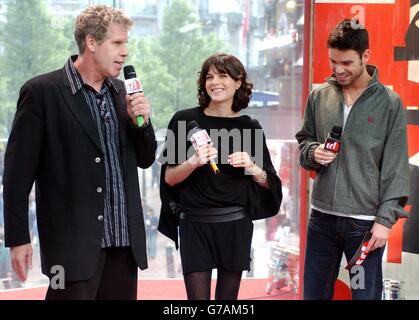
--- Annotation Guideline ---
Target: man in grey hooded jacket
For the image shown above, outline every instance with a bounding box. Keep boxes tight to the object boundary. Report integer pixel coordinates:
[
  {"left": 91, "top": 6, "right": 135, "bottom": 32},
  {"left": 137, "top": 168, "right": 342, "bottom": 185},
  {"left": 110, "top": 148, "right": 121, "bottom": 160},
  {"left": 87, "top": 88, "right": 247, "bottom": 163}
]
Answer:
[{"left": 296, "top": 19, "right": 409, "bottom": 300}]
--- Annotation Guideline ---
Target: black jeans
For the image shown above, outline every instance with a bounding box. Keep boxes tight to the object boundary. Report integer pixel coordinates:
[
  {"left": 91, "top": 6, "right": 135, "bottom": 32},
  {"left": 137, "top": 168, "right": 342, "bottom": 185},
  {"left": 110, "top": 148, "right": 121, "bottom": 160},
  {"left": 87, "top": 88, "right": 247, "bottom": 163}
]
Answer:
[
  {"left": 45, "top": 247, "right": 138, "bottom": 300},
  {"left": 304, "top": 209, "right": 384, "bottom": 300}
]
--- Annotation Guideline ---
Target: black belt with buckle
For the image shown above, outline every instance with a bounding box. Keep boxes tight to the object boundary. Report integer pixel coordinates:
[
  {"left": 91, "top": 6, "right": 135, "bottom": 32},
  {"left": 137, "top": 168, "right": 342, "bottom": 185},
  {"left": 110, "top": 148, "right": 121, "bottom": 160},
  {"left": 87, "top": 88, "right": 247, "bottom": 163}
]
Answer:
[{"left": 179, "top": 206, "right": 248, "bottom": 223}]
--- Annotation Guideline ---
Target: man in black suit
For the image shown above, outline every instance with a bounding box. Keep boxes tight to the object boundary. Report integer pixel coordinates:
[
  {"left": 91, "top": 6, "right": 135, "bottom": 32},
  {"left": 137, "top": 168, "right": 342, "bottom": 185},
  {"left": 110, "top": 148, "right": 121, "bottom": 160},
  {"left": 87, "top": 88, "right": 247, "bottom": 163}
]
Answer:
[{"left": 2, "top": 5, "right": 157, "bottom": 299}]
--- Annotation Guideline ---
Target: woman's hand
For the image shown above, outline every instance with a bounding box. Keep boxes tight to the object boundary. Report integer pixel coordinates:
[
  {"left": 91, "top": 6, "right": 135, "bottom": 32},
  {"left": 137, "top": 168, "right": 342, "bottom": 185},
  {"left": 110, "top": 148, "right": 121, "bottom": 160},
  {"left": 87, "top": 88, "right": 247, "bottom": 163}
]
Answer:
[
  {"left": 228, "top": 152, "right": 269, "bottom": 188},
  {"left": 165, "top": 143, "right": 218, "bottom": 186},
  {"left": 188, "top": 142, "right": 218, "bottom": 168},
  {"left": 227, "top": 152, "right": 254, "bottom": 170}
]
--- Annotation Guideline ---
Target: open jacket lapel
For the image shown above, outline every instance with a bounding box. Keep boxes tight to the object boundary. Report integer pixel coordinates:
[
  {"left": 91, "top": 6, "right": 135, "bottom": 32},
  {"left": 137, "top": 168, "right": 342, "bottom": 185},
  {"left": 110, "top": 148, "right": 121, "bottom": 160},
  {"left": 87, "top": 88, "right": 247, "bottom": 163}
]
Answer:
[{"left": 58, "top": 81, "right": 103, "bottom": 151}]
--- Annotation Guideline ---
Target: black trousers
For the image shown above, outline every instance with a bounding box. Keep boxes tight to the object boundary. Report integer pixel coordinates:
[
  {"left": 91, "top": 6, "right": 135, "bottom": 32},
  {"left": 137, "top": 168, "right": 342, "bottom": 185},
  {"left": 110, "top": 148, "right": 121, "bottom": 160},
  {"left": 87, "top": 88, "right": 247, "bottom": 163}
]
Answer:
[{"left": 45, "top": 247, "right": 138, "bottom": 300}]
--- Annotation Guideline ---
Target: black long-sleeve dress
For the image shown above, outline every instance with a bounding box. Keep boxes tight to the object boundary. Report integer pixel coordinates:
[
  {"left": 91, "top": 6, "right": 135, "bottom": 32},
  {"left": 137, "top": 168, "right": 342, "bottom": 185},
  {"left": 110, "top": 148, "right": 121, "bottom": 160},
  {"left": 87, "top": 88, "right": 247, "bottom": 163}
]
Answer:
[{"left": 158, "top": 106, "right": 282, "bottom": 274}]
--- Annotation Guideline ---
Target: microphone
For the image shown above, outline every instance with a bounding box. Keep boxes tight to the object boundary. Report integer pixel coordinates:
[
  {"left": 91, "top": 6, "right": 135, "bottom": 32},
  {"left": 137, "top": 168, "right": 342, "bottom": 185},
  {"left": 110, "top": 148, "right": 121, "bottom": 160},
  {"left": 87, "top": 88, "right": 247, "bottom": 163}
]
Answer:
[
  {"left": 187, "top": 120, "right": 220, "bottom": 174},
  {"left": 319, "top": 125, "right": 342, "bottom": 174},
  {"left": 345, "top": 232, "right": 372, "bottom": 270},
  {"left": 123, "top": 65, "right": 144, "bottom": 127},
  {"left": 324, "top": 125, "right": 343, "bottom": 153}
]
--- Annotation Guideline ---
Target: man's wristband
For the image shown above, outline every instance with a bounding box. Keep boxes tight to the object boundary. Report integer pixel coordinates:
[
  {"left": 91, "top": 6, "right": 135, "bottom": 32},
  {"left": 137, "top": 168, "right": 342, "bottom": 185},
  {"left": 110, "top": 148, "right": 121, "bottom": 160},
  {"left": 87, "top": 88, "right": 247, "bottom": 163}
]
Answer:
[{"left": 309, "top": 144, "right": 319, "bottom": 163}]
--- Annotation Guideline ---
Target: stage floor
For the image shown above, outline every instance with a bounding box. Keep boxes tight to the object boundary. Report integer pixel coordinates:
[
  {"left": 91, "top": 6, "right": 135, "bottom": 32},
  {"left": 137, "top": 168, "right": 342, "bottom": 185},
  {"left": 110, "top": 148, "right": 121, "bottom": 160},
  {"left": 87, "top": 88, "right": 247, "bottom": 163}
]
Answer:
[{"left": 0, "top": 278, "right": 298, "bottom": 300}]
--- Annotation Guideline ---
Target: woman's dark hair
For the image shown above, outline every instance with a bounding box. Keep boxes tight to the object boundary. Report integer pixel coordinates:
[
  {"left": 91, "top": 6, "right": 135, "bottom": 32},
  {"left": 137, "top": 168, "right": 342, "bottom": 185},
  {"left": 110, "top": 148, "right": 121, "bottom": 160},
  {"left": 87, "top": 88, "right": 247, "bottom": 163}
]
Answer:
[
  {"left": 327, "top": 19, "right": 369, "bottom": 58},
  {"left": 197, "top": 52, "right": 253, "bottom": 112}
]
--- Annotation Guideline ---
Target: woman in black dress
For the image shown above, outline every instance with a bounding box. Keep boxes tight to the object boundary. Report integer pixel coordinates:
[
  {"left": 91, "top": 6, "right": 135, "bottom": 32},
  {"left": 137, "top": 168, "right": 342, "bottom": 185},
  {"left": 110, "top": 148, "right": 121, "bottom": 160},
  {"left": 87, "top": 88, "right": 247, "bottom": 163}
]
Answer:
[{"left": 158, "top": 52, "right": 282, "bottom": 300}]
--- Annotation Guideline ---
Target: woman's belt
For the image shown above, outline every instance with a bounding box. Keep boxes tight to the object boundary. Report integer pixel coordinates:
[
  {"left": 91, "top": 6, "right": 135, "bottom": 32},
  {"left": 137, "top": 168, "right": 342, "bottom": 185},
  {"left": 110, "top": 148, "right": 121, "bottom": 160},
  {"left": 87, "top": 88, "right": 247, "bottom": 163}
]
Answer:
[{"left": 179, "top": 206, "right": 248, "bottom": 223}]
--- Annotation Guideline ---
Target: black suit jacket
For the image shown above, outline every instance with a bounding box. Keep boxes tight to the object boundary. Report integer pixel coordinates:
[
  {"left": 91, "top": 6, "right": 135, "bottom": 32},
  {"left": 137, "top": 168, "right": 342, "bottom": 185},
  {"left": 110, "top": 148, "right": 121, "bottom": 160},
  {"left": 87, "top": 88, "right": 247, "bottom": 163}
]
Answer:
[{"left": 3, "top": 65, "right": 157, "bottom": 281}]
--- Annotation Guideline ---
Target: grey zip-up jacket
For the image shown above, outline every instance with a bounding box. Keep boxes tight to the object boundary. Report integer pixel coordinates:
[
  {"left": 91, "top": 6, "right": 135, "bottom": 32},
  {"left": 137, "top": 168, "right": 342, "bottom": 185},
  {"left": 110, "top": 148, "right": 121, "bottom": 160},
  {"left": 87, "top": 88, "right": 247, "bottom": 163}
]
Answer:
[{"left": 296, "top": 65, "right": 409, "bottom": 228}]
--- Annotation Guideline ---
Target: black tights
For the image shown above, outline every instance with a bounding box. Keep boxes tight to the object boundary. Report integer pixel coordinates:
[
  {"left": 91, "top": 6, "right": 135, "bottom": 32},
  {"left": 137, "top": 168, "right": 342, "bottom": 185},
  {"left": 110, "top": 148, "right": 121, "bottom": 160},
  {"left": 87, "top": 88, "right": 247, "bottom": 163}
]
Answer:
[{"left": 183, "top": 269, "right": 243, "bottom": 300}]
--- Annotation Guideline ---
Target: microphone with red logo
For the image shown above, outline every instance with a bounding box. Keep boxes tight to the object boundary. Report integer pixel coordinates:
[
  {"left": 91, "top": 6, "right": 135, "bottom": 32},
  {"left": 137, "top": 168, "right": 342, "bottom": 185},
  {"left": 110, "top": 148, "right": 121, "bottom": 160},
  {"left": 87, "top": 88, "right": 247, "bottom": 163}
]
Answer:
[
  {"left": 345, "top": 232, "right": 372, "bottom": 270},
  {"left": 319, "top": 125, "right": 342, "bottom": 174},
  {"left": 324, "top": 125, "right": 343, "bottom": 153},
  {"left": 187, "top": 120, "right": 220, "bottom": 175},
  {"left": 123, "top": 65, "right": 144, "bottom": 127}
]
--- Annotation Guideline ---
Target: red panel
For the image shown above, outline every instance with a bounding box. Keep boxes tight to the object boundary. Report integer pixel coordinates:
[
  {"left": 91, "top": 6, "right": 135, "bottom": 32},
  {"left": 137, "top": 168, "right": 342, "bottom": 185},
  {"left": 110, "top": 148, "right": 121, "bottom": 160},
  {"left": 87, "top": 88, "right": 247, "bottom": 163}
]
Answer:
[
  {"left": 313, "top": 2, "right": 419, "bottom": 109},
  {"left": 333, "top": 279, "right": 352, "bottom": 300},
  {"left": 387, "top": 217, "right": 407, "bottom": 263},
  {"left": 407, "top": 125, "right": 419, "bottom": 158}
]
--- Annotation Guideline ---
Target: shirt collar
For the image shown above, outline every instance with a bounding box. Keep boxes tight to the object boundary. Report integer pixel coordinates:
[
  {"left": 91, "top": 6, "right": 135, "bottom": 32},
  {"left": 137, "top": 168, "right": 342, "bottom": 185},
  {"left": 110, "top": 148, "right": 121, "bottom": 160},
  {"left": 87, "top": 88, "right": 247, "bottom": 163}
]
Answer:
[{"left": 65, "top": 55, "right": 120, "bottom": 95}]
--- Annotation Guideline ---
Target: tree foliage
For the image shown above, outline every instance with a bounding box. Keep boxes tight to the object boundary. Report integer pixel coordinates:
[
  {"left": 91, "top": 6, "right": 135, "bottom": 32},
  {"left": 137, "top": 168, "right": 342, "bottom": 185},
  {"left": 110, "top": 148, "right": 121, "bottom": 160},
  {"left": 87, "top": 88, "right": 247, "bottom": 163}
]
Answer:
[
  {"left": 0, "top": 0, "right": 225, "bottom": 135},
  {"left": 0, "top": 0, "right": 72, "bottom": 135},
  {"left": 129, "top": 0, "right": 225, "bottom": 130},
  {"left": 128, "top": 38, "right": 175, "bottom": 131}
]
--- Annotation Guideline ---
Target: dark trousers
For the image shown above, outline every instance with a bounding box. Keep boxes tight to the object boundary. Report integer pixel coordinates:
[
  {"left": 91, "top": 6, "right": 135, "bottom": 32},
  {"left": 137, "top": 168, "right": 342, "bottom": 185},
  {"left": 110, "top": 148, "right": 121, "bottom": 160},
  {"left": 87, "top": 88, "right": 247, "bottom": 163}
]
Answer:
[
  {"left": 46, "top": 247, "right": 138, "bottom": 300},
  {"left": 304, "top": 209, "right": 385, "bottom": 300}
]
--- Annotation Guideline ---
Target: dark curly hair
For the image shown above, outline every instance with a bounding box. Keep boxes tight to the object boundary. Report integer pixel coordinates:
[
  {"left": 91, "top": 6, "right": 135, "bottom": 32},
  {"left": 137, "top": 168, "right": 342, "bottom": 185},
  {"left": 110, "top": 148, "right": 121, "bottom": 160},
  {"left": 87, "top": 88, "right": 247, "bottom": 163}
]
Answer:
[
  {"left": 197, "top": 53, "right": 253, "bottom": 112},
  {"left": 327, "top": 19, "right": 369, "bottom": 59}
]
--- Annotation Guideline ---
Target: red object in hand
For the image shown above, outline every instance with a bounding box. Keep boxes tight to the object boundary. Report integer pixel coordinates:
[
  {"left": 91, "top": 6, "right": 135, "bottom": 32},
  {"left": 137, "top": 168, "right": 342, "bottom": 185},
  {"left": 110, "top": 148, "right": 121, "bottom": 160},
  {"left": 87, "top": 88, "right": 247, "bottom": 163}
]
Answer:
[{"left": 345, "top": 232, "right": 372, "bottom": 270}]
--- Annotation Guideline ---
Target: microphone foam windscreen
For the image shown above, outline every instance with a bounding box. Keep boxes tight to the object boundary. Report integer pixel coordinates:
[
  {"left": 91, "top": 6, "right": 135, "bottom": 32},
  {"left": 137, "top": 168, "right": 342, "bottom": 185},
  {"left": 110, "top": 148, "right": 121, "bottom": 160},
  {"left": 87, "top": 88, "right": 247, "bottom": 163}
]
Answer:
[
  {"left": 123, "top": 65, "right": 136, "bottom": 79},
  {"left": 187, "top": 120, "right": 200, "bottom": 131},
  {"left": 332, "top": 125, "right": 343, "bottom": 137}
]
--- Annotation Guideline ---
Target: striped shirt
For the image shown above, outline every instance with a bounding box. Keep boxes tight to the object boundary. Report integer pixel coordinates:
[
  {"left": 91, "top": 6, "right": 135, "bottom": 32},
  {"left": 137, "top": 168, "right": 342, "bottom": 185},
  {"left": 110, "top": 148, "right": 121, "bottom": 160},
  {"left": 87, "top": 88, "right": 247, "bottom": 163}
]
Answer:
[{"left": 64, "top": 56, "right": 130, "bottom": 248}]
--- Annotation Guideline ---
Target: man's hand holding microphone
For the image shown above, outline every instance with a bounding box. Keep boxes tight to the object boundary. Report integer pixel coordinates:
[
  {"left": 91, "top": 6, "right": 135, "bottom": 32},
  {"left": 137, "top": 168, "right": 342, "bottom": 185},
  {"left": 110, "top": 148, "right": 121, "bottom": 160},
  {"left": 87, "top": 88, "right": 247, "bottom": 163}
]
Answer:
[
  {"left": 314, "top": 144, "right": 337, "bottom": 166},
  {"left": 314, "top": 125, "right": 342, "bottom": 167},
  {"left": 125, "top": 93, "right": 150, "bottom": 127},
  {"left": 124, "top": 65, "right": 150, "bottom": 127}
]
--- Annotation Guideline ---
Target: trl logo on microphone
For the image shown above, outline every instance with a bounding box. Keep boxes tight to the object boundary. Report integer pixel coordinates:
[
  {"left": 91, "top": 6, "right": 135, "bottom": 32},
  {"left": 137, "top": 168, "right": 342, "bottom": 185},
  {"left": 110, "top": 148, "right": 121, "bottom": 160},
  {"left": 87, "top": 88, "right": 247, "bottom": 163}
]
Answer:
[
  {"left": 325, "top": 139, "right": 340, "bottom": 152},
  {"left": 191, "top": 130, "right": 211, "bottom": 149},
  {"left": 125, "top": 78, "right": 142, "bottom": 94}
]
